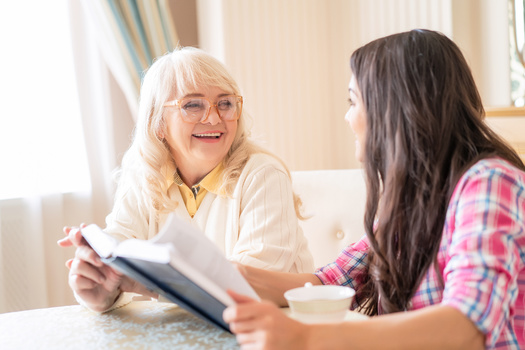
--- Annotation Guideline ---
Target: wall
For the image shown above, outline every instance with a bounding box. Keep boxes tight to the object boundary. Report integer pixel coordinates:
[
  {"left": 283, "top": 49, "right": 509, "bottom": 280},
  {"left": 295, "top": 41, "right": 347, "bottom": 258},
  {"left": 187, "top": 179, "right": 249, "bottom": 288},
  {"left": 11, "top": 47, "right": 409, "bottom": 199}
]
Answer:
[
  {"left": 486, "top": 107, "right": 525, "bottom": 160},
  {"left": 196, "top": 0, "right": 512, "bottom": 171},
  {"left": 452, "top": 0, "right": 510, "bottom": 107}
]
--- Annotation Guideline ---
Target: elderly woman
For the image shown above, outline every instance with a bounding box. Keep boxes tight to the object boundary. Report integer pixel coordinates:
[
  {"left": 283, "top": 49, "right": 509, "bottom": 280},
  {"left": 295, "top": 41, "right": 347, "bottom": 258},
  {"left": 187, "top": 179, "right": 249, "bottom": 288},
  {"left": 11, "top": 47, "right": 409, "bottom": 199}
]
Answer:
[{"left": 58, "top": 47, "right": 314, "bottom": 312}]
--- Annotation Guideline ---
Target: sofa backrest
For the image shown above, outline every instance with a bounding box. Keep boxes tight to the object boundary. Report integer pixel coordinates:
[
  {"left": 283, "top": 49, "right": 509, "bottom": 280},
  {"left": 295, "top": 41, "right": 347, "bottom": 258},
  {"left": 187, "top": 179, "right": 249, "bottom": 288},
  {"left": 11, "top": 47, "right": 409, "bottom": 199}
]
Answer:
[{"left": 292, "top": 169, "right": 367, "bottom": 268}]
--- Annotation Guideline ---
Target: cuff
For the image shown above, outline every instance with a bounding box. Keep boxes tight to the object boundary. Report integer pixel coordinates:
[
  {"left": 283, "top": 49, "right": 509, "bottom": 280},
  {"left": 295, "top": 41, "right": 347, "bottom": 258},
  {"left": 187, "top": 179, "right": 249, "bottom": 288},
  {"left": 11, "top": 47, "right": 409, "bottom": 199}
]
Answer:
[{"left": 74, "top": 291, "right": 134, "bottom": 313}]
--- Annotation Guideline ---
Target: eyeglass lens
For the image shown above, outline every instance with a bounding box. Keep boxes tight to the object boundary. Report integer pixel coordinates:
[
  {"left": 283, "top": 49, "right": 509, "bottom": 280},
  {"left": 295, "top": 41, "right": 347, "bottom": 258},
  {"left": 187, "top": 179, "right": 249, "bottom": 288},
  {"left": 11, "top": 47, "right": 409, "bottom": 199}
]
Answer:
[{"left": 180, "top": 96, "right": 239, "bottom": 122}]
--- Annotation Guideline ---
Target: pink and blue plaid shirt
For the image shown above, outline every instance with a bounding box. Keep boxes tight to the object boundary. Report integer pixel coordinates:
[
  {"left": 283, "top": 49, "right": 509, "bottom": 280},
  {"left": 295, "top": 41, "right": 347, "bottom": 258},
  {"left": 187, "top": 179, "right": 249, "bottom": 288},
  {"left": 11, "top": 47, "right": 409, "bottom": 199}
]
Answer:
[{"left": 315, "top": 158, "right": 525, "bottom": 349}]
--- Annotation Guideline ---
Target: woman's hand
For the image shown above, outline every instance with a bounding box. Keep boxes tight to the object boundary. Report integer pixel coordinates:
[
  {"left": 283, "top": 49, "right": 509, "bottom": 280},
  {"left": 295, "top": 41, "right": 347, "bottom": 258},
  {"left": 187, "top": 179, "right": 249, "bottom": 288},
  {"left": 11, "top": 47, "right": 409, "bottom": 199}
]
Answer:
[
  {"left": 58, "top": 226, "right": 158, "bottom": 312},
  {"left": 58, "top": 226, "right": 123, "bottom": 311},
  {"left": 223, "top": 290, "right": 310, "bottom": 349}
]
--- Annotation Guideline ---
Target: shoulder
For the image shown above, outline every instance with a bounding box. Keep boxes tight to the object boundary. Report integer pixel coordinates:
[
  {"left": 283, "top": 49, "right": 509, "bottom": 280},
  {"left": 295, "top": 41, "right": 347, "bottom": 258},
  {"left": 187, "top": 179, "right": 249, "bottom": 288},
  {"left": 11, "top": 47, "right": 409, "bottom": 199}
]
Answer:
[
  {"left": 446, "top": 157, "right": 525, "bottom": 232},
  {"left": 241, "top": 153, "right": 288, "bottom": 175},
  {"left": 453, "top": 158, "right": 525, "bottom": 197},
  {"left": 233, "top": 153, "right": 292, "bottom": 193},
  {"left": 463, "top": 157, "right": 523, "bottom": 177}
]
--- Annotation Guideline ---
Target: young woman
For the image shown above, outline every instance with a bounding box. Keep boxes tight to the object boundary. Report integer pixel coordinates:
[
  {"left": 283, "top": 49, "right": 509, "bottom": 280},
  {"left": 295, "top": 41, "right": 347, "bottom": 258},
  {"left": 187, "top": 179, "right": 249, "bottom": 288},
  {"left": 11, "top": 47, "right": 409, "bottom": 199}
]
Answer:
[
  {"left": 223, "top": 29, "right": 525, "bottom": 350},
  {"left": 58, "top": 47, "right": 314, "bottom": 312}
]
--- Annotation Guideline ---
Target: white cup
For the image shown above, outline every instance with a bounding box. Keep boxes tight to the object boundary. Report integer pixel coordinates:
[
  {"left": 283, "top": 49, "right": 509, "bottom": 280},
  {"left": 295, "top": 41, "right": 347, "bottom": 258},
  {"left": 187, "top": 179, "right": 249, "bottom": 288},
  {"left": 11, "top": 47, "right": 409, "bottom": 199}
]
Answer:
[{"left": 284, "top": 283, "right": 356, "bottom": 324}]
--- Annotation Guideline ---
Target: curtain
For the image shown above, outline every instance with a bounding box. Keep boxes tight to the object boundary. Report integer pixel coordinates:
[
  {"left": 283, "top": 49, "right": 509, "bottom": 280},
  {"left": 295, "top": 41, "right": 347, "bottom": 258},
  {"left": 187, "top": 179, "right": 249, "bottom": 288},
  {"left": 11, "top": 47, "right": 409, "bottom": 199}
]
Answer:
[
  {"left": 78, "top": 0, "right": 179, "bottom": 121},
  {"left": 67, "top": 0, "right": 180, "bottom": 224},
  {"left": 0, "top": 194, "right": 94, "bottom": 313},
  {"left": 67, "top": 0, "right": 180, "bottom": 226},
  {"left": 0, "top": 0, "right": 94, "bottom": 313},
  {"left": 0, "top": 1, "right": 180, "bottom": 313},
  {"left": 44, "top": 0, "right": 178, "bottom": 307}
]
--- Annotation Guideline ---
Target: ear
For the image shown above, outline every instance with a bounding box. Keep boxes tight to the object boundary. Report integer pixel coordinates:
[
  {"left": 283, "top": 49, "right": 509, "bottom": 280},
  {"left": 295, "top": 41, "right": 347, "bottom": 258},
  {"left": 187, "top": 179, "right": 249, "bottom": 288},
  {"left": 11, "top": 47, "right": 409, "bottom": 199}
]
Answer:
[{"left": 156, "top": 123, "right": 165, "bottom": 140}]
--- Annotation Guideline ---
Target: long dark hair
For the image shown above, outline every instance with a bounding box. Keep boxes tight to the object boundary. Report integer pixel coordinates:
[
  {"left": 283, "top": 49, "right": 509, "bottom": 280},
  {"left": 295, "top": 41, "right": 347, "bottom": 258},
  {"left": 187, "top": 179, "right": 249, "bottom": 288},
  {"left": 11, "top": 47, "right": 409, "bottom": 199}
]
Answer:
[{"left": 352, "top": 29, "right": 525, "bottom": 315}]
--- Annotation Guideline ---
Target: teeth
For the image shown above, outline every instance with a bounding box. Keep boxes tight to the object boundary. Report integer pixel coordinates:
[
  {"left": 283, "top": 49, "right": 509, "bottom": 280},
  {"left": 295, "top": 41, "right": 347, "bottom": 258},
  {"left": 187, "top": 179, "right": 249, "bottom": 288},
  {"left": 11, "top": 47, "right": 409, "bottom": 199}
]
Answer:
[{"left": 193, "top": 133, "right": 221, "bottom": 137}]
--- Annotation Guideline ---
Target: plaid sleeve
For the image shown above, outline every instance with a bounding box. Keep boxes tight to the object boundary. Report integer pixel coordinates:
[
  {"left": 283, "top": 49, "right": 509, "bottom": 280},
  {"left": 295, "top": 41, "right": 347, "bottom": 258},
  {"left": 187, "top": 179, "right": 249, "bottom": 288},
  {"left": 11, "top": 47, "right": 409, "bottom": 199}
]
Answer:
[
  {"left": 441, "top": 162, "right": 525, "bottom": 348},
  {"left": 315, "top": 235, "right": 370, "bottom": 309}
]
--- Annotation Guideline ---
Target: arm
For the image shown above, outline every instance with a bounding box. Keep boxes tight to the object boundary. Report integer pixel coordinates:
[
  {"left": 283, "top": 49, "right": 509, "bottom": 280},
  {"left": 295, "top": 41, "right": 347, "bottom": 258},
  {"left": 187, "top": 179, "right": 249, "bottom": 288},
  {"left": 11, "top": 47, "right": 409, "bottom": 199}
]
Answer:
[
  {"left": 439, "top": 161, "right": 525, "bottom": 348},
  {"left": 224, "top": 292, "right": 484, "bottom": 350},
  {"left": 306, "top": 304, "right": 484, "bottom": 350},
  {"left": 231, "top": 158, "right": 314, "bottom": 272},
  {"left": 238, "top": 233, "right": 370, "bottom": 306},
  {"left": 238, "top": 264, "right": 322, "bottom": 306}
]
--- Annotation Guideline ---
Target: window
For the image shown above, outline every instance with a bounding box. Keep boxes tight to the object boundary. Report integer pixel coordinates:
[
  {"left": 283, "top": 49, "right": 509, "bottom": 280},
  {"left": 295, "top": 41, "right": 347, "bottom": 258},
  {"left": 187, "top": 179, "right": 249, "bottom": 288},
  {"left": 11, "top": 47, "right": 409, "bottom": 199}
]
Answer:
[{"left": 0, "top": 0, "right": 90, "bottom": 199}]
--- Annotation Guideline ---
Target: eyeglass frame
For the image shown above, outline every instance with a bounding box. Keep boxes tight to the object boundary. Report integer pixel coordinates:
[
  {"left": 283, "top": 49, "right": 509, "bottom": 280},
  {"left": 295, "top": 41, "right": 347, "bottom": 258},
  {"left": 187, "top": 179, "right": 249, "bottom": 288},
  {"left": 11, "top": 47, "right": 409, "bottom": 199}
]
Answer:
[{"left": 163, "top": 95, "right": 243, "bottom": 123}]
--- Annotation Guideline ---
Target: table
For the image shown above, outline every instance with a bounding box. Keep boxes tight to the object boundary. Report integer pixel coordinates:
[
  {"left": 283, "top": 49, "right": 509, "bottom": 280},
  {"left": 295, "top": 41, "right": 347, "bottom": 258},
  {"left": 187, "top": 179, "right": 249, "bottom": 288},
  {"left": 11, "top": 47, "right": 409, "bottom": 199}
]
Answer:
[
  {"left": 0, "top": 301, "right": 238, "bottom": 349},
  {"left": 0, "top": 300, "right": 368, "bottom": 349}
]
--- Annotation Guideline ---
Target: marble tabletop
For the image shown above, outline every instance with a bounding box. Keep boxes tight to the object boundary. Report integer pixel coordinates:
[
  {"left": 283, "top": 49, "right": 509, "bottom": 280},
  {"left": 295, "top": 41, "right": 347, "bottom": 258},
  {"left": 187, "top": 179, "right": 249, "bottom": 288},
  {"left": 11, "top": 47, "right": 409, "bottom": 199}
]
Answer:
[
  {"left": 0, "top": 300, "right": 369, "bottom": 349},
  {"left": 0, "top": 301, "right": 238, "bottom": 349}
]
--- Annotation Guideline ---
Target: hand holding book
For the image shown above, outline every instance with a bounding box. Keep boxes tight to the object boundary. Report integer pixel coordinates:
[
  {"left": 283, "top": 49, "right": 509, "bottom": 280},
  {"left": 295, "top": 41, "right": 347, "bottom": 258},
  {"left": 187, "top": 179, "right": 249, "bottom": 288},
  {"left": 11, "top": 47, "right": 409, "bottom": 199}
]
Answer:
[
  {"left": 77, "top": 213, "right": 259, "bottom": 332},
  {"left": 58, "top": 225, "right": 130, "bottom": 312}
]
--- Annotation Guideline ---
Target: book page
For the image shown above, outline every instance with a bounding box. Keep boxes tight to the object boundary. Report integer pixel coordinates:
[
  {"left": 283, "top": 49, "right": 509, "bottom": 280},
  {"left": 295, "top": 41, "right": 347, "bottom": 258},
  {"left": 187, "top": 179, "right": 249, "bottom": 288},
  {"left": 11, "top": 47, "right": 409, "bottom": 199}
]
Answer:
[
  {"left": 150, "top": 213, "right": 259, "bottom": 303},
  {"left": 81, "top": 224, "right": 120, "bottom": 259},
  {"left": 111, "top": 213, "right": 259, "bottom": 305}
]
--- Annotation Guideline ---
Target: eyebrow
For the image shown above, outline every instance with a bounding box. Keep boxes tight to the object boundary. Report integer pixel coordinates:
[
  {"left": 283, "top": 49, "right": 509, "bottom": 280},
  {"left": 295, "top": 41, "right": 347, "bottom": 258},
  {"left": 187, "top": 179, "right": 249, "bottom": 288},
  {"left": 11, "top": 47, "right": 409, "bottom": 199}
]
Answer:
[{"left": 182, "top": 92, "right": 231, "bottom": 99}]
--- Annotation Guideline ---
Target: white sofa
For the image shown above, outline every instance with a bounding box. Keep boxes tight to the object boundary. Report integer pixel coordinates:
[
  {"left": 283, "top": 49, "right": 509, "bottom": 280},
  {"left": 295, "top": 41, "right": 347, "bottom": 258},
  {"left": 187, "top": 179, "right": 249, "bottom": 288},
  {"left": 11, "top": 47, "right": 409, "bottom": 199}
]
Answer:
[{"left": 292, "top": 169, "right": 367, "bottom": 268}]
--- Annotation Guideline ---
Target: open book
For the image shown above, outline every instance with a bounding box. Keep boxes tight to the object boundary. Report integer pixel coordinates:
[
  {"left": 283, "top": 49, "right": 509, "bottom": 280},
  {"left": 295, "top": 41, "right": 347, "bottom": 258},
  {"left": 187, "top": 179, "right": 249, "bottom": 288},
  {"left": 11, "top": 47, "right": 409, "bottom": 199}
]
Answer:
[{"left": 80, "top": 213, "right": 259, "bottom": 332}]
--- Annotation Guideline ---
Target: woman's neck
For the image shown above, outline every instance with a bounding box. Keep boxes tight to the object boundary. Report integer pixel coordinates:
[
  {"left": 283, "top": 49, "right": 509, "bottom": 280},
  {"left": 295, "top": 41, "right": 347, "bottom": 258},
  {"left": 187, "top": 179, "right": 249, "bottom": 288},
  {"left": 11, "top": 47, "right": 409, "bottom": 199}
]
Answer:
[{"left": 176, "top": 161, "right": 216, "bottom": 187}]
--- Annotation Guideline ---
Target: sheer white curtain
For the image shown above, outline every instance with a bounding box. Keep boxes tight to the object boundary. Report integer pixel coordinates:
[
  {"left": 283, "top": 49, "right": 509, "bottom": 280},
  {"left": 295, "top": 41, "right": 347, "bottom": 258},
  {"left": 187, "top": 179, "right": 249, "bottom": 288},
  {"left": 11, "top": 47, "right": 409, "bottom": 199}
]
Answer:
[
  {"left": 67, "top": 0, "right": 181, "bottom": 224},
  {"left": 0, "top": 0, "right": 181, "bottom": 313},
  {"left": 0, "top": 0, "right": 95, "bottom": 312}
]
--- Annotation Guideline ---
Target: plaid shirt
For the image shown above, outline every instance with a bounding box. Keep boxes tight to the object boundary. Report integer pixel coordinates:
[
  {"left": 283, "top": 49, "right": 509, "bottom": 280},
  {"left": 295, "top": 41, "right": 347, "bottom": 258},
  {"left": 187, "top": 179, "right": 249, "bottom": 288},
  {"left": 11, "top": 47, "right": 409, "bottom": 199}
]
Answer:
[{"left": 315, "top": 158, "right": 525, "bottom": 349}]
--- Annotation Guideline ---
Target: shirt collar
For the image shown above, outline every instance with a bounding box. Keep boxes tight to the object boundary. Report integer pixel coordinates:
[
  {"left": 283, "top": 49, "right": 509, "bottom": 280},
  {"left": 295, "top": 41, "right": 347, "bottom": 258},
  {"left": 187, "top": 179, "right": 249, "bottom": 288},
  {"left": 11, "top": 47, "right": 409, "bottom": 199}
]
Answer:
[{"left": 173, "top": 163, "right": 224, "bottom": 195}]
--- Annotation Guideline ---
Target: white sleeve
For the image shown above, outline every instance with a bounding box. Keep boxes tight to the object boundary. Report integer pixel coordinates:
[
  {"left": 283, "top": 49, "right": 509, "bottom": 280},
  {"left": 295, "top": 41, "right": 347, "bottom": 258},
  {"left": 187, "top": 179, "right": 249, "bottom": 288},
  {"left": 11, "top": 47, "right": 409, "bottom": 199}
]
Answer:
[
  {"left": 231, "top": 163, "right": 314, "bottom": 272},
  {"left": 73, "top": 291, "right": 134, "bottom": 313},
  {"left": 103, "top": 180, "right": 152, "bottom": 241}
]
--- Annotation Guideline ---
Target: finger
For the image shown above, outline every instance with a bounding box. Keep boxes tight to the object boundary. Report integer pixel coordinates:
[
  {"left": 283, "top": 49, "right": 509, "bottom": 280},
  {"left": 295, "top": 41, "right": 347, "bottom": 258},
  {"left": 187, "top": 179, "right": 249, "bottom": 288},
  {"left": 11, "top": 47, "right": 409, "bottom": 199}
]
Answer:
[
  {"left": 65, "top": 259, "right": 74, "bottom": 269},
  {"left": 58, "top": 226, "right": 76, "bottom": 247},
  {"left": 57, "top": 236, "right": 73, "bottom": 247},
  {"left": 69, "top": 273, "right": 100, "bottom": 290},
  {"left": 235, "top": 331, "right": 263, "bottom": 348},
  {"left": 69, "top": 227, "right": 89, "bottom": 248},
  {"left": 224, "top": 299, "right": 279, "bottom": 323},
  {"left": 223, "top": 291, "right": 258, "bottom": 323},
  {"left": 224, "top": 303, "right": 258, "bottom": 323},
  {"left": 70, "top": 258, "right": 106, "bottom": 284},
  {"left": 228, "top": 289, "right": 257, "bottom": 304},
  {"left": 75, "top": 245, "right": 104, "bottom": 267},
  {"left": 229, "top": 318, "right": 261, "bottom": 334}
]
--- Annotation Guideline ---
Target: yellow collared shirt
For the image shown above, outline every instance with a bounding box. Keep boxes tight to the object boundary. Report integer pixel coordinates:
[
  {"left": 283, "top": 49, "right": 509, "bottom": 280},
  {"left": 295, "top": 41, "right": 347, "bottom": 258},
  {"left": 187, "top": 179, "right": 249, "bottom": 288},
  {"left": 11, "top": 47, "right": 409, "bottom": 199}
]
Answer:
[{"left": 173, "top": 164, "right": 224, "bottom": 217}]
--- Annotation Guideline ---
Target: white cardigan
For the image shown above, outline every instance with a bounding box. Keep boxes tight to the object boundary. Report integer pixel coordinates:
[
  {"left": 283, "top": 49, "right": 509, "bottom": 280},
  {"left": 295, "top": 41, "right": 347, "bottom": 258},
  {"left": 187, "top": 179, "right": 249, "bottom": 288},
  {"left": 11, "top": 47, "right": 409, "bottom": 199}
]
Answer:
[{"left": 104, "top": 153, "right": 314, "bottom": 273}]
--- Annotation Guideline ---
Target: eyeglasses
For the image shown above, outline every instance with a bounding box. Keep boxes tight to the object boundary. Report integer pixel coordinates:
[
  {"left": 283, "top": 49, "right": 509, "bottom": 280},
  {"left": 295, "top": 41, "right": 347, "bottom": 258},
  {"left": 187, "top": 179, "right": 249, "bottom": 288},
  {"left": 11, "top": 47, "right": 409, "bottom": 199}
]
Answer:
[{"left": 163, "top": 95, "right": 243, "bottom": 123}]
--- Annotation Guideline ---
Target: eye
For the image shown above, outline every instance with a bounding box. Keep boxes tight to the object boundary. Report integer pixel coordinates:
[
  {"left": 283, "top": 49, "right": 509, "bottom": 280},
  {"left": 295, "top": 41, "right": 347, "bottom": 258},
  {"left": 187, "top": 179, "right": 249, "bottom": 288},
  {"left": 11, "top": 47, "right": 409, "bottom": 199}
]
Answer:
[
  {"left": 347, "top": 98, "right": 355, "bottom": 107},
  {"left": 182, "top": 99, "right": 206, "bottom": 111},
  {"left": 217, "top": 98, "right": 234, "bottom": 110}
]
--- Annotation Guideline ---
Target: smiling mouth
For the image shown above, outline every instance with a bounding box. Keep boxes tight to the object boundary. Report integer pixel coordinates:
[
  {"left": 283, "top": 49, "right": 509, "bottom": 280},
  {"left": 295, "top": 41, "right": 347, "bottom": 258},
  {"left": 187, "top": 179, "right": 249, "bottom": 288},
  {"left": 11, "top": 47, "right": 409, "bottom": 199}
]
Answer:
[{"left": 193, "top": 132, "right": 222, "bottom": 139}]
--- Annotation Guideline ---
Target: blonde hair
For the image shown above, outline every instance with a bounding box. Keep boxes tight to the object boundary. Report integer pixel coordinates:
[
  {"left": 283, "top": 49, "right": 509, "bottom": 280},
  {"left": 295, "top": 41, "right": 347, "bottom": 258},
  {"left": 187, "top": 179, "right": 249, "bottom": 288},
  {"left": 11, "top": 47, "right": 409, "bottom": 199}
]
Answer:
[{"left": 115, "top": 47, "right": 303, "bottom": 217}]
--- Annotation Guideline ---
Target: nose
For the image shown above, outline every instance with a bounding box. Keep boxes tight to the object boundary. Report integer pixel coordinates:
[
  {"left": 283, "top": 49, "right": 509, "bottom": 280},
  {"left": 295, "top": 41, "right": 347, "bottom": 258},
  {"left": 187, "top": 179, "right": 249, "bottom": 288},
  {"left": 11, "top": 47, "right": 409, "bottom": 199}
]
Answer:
[
  {"left": 344, "top": 109, "right": 351, "bottom": 124},
  {"left": 201, "top": 105, "right": 222, "bottom": 125}
]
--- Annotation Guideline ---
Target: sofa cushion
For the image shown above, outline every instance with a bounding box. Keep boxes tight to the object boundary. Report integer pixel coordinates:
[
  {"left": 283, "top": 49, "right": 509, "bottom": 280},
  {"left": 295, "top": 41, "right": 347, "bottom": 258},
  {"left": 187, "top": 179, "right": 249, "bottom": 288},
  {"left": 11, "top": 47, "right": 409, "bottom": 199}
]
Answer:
[{"left": 292, "top": 169, "right": 367, "bottom": 268}]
